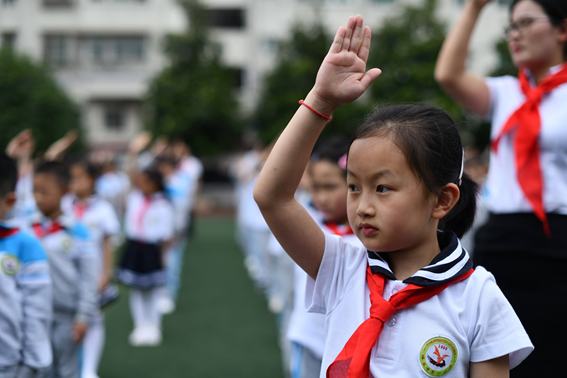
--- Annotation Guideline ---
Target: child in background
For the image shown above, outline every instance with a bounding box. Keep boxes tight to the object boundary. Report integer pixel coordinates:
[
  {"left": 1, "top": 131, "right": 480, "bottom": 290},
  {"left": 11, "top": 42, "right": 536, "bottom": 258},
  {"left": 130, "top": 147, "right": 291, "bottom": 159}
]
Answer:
[
  {"left": 118, "top": 135, "right": 175, "bottom": 346},
  {"left": 287, "top": 139, "right": 364, "bottom": 378},
  {"left": 62, "top": 159, "right": 121, "bottom": 378},
  {"left": 156, "top": 155, "right": 193, "bottom": 314},
  {"left": 32, "top": 161, "right": 98, "bottom": 378},
  {"left": 254, "top": 15, "right": 532, "bottom": 377},
  {"left": 0, "top": 153, "right": 52, "bottom": 378}
]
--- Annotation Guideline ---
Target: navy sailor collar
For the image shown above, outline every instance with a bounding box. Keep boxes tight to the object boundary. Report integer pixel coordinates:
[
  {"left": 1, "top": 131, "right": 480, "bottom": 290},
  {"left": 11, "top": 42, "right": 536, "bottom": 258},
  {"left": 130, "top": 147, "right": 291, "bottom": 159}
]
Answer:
[{"left": 367, "top": 230, "right": 473, "bottom": 287}]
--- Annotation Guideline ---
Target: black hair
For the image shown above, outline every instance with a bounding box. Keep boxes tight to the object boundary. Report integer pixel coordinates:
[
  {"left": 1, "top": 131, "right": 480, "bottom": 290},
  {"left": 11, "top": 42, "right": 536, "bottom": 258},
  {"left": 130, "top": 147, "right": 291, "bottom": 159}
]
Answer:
[
  {"left": 155, "top": 154, "right": 178, "bottom": 167},
  {"left": 142, "top": 165, "right": 165, "bottom": 193},
  {"left": 510, "top": 0, "right": 567, "bottom": 59},
  {"left": 35, "top": 160, "right": 70, "bottom": 189},
  {"left": 70, "top": 158, "right": 100, "bottom": 180},
  {"left": 0, "top": 153, "right": 18, "bottom": 197},
  {"left": 312, "top": 137, "right": 350, "bottom": 178},
  {"left": 350, "top": 104, "right": 479, "bottom": 238}
]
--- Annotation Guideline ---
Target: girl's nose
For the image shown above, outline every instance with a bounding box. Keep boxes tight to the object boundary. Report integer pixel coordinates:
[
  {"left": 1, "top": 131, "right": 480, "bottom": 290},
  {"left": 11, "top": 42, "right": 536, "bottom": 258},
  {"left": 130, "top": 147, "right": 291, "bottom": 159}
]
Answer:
[{"left": 356, "top": 193, "right": 375, "bottom": 218}]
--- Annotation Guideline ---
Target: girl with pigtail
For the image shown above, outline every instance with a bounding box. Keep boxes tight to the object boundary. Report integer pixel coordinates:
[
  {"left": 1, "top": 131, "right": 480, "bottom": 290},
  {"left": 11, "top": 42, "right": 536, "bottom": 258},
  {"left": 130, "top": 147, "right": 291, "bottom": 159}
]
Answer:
[{"left": 254, "top": 15, "right": 532, "bottom": 377}]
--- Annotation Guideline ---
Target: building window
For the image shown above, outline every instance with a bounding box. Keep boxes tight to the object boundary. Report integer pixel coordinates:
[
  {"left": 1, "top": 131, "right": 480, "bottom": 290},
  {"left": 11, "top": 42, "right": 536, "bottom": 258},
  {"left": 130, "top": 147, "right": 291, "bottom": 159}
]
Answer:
[
  {"left": 227, "top": 68, "right": 244, "bottom": 89},
  {"left": 1, "top": 33, "right": 16, "bottom": 49},
  {"left": 104, "top": 105, "right": 125, "bottom": 130},
  {"left": 2, "top": 0, "right": 17, "bottom": 5},
  {"left": 44, "top": 35, "right": 70, "bottom": 66},
  {"left": 208, "top": 8, "right": 245, "bottom": 29},
  {"left": 88, "top": 36, "right": 145, "bottom": 65},
  {"left": 43, "top": 0, "right": 74, "bottom": 7}
]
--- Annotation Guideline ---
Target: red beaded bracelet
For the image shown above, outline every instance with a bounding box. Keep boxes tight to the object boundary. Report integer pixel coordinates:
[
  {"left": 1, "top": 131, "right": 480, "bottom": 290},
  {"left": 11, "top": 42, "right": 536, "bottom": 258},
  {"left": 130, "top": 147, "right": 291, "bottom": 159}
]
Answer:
[{"left": 299, "top": 100, "right": 332, "bottom": 121}]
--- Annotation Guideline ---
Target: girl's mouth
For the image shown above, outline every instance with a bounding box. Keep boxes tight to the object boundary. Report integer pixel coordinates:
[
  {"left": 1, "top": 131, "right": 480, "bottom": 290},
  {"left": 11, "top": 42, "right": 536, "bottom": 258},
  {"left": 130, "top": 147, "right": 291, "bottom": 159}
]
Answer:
[{"left": 359, "top": 223, "right": 378, "bottom": 236}]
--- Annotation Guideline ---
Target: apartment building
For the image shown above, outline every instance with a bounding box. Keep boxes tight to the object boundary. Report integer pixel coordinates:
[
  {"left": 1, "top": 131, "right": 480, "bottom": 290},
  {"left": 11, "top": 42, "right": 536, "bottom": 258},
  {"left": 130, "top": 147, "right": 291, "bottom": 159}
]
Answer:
[{"left": 0, "top": 0, "right": 511, "bottom": 149}]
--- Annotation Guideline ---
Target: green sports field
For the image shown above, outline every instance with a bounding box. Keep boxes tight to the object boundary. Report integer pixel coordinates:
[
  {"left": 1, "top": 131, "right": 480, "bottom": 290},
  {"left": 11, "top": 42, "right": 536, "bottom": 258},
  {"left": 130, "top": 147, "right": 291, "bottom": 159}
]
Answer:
[{"left": 99, "top": 218, "right": 285, "bottom": 378}]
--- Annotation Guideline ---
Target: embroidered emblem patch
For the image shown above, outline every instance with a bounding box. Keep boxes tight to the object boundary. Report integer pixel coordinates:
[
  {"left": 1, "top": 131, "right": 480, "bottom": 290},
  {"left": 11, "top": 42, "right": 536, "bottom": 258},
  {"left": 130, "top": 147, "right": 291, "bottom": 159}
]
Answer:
[
  {"left": 1, "top": 254, "right": 20, "bottom": 276},
  {"left": 61, "top": 237, "right": 73, "bottom": 253},
  {"left": 419, "top": 336, "right": 458, "bottom": 376}
]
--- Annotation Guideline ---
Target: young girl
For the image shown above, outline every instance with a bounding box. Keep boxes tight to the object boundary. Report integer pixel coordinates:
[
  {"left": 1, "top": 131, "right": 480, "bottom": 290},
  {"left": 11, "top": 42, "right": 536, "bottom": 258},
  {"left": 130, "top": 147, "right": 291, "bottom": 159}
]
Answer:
[
  {"left": 254, "top": 15, "right": 533, "bottom": 377},
  {"left": 287, "top": 138, "right": 365, "bottom": 378},
  {"left": 117, "top": 163, "right": 174, "bottom": 347},
  {"left": 62, "top": 159, "right": 121, "bottom": 378}
]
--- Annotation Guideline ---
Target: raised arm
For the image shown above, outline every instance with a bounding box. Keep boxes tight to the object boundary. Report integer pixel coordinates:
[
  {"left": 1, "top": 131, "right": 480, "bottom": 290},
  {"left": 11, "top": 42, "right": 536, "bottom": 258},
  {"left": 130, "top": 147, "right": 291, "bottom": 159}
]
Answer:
[
  {"left": 434, "top": 0, "right": 492, "bottom": 116},
  {"left": 254, "top": 15, "right": 381, "bottom": 279}
]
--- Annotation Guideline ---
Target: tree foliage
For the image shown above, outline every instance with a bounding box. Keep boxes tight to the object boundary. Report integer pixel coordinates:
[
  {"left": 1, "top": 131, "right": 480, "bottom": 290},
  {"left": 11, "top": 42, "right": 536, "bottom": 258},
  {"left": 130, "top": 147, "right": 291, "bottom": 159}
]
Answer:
[
  {"left": 145, "top": 0, "right": 242, "bottom": 156},
  {"left": 0, "top": 48, "right": 82, "bottom": 153},
  {"left": 367, "top": 0, "right": 461, "bottom": 120}
]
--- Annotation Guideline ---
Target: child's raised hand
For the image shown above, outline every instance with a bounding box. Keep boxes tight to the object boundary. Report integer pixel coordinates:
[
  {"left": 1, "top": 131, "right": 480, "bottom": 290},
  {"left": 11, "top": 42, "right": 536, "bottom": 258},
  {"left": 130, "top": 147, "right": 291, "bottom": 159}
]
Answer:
[{"left": 310, "top": 15, "right": 381, "bottom": 113}]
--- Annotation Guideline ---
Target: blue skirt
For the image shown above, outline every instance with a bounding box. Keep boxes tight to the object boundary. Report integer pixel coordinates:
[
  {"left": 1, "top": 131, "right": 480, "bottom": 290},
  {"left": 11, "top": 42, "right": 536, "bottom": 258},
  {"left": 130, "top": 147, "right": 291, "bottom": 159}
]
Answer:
[{"left": 117, "top": 239, "right": 166, "bottom": 289}]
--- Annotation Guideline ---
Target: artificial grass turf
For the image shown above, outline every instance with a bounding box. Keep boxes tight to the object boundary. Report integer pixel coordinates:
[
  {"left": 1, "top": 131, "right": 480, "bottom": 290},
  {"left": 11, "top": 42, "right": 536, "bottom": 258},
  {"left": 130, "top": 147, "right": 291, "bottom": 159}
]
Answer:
[{"left": 98, "top": 218, "right": 285, "bottom": 378}]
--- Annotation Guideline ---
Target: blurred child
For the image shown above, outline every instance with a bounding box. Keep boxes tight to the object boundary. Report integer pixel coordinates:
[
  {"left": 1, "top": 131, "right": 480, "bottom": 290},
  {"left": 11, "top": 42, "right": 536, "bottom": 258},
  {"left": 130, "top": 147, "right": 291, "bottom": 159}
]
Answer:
[
  {"left": 287, "top": 139, "right": 364, "bottom": 378},
  {"left": 0, "top": 153, "right": 52, "bottom": 378},
  {"left": 156, "top": 155, "right": 193, "bottom": 314},
  {"left": 32, "top": 161, "right": 98, "bottom": 378},
  {"left": 62, "top": 159, "right": 120, "bottom": 378},
  {"left": 118, "top": 134, "right": 174, "bottom": 346}
]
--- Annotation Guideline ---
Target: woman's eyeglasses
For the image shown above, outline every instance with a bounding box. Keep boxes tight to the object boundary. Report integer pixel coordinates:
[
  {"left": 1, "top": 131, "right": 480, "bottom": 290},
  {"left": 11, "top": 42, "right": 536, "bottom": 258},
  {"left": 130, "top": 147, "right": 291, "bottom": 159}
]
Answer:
[{"left": 504, "top": 17, "right": 550, "bottom": 40}]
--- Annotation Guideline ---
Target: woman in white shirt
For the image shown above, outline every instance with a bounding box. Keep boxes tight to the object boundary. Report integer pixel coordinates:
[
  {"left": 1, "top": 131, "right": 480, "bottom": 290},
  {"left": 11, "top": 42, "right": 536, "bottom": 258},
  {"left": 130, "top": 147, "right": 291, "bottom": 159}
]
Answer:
[{"left": 435, "top": 1, "right": 567, "bottom": 376}]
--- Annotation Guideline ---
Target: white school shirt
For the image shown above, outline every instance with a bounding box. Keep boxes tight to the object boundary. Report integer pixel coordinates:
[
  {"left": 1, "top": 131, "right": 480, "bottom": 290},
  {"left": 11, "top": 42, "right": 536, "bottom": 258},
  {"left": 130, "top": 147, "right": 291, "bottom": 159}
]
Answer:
[
  {"left": 61, "top": 194, "right": 121, "bottom": 252},
  {"left": 164, "top": 170, "right": 194, "bottom": 233},
  {"left": 307, "top": 231, "right": 533, "bottom": 378},
  {"left": 124, "top": 190, "right": 175, "bottom": 244},
  {"left": 287, "top": 223, "right": 364, "bottom": 360},
  {"left": 483, "top": 64, "right": 567, "bottom": 215}
]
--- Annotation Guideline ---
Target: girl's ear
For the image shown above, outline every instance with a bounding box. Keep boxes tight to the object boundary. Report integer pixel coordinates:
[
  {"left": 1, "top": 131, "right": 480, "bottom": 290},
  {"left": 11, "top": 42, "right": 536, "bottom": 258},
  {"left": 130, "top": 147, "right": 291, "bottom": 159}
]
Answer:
[
  {"left": 557, "top": 19, "right": 567, "bottom": 44},
  {"left": 431, "top": 183, "right": 460, "bottom": 220}
]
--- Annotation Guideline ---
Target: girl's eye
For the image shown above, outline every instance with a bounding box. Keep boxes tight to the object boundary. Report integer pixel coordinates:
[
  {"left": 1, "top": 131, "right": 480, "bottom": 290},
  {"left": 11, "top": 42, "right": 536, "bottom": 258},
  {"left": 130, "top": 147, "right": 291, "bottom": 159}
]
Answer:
[
  {"left": 348, "top": 184, "right": 359, "bottom": 193},
  {"left": 377, "top": 185, "right": 390, "bottom": 193}
]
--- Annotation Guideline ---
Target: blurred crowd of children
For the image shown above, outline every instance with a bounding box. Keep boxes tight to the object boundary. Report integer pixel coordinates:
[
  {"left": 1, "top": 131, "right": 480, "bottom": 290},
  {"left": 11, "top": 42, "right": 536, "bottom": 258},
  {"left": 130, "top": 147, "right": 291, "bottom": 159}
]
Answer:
[{"left": 0, "top": 129, "right": 202, "bottom": 378}]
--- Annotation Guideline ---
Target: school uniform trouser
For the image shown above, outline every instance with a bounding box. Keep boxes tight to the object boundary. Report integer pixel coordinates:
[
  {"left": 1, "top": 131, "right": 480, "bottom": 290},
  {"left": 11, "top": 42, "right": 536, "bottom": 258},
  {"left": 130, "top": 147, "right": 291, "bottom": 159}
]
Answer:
[
  {"left": 49, "top": 313, "right": 79, "bottom": 378},
  {"left": 474, "top": 213, "right": 567, "bottom": 378},
  {"left": 0, "top": 365, "right": 42, "bottom": 378}
]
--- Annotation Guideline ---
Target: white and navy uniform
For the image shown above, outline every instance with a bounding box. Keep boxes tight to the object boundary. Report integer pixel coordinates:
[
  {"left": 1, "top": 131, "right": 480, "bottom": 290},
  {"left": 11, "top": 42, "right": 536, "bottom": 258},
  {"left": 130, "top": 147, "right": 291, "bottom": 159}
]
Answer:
[
  {"left": 117, "top": 190, "right": 175, "bottom": 289},
  {"left": 0, "top": 223, "right": 52, "bottom": 378},
  {"left": 31, "top": 214, "right": 98, "bottom": 378},
  {"left": 61, "top": 194, "right": 120, "bottom": 378},
  {"left": 287, "top": 222, "right": 363, "bottom": 378},
  {"left": 307, "top": 230, "right": 533, "bottom": 378},
  {"left": 163, "top": 169, "right": 194, "bottom": 304},
  {"left": 95, "top": 171, "right": 130, "bottom": 222},
  {"left": 474, "top": 65, "right": 567, "bottom": 376}
]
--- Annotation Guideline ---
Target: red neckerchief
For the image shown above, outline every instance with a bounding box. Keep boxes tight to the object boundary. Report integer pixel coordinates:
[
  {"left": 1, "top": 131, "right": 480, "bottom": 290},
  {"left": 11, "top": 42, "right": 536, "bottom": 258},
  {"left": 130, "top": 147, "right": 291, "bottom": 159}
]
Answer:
[
  {"left": 73, "top": 199, "right": 87, "bottom": 220},
  {"left": 327, "top": 266, "right": 474, "bottom": 378},
  {"left": 32, "top": 221, "right": 64, "bottom": 238},
  {"left": 491, "top": 63, "right": 567, "bottom": 237},
  {"left": 136, "top": 195, "right": 152, "bottom": 231},
  {"left": 324, "top": 222, "right": 354, "bottom": 237},
  {"left": 0, "top": 227, "right": 19, "bottom": 238}
]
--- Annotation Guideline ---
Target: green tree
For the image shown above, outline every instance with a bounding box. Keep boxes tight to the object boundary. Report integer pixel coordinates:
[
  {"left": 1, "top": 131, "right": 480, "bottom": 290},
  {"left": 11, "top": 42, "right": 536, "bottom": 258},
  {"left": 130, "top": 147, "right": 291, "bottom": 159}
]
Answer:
[
  {"left": 146, "top": 0, "right": 242, "bottom": 156},
  {"left": 367, "top": 0, "right": 461, "bottom": 119},
  {"left": 0, "top": 48, "right": 82, "bottom": 153},
  {"left": 490, "top": 39, "right": 517, "bottom": 77},
  {"left": 254, "top": 22, "right": 370, "bottom": 144}
]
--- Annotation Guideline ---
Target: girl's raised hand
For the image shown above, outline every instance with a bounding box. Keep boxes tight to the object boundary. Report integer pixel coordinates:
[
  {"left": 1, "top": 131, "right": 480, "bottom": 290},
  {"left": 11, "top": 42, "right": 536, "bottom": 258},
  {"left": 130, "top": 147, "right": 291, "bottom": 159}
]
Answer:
[{"left": 310, "top": 15, "right": 381, "bottom": 112}]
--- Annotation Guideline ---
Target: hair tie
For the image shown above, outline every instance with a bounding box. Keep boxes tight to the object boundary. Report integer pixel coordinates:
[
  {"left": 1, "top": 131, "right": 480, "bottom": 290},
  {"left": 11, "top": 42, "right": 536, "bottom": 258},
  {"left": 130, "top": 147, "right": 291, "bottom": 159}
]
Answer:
[
  {"left": 338, "top": 153, "right": 348, "bottom": 170},
  {"left": 458, "top": 148, "right": 464, "bottom": 186}
]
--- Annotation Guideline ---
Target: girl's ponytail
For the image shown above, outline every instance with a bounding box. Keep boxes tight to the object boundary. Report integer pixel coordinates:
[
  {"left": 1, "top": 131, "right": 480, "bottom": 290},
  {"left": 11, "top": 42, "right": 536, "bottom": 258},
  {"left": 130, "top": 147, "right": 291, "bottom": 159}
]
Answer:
[{"left": 438, "top": 173, "right": 479, "bottom": 239}]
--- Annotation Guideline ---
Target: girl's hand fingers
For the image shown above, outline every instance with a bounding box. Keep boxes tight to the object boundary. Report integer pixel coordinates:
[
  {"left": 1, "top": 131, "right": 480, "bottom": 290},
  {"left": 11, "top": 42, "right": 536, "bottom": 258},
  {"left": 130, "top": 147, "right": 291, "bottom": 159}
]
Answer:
[
  {"left": 359, "top": 68, "right": 382, "bottom": 91},
  {"left": 329, "top": 26, "right": 346, "bottom": 54},
  {"left": 341, "top": 16, "right": 356, "bottom": 51},
  {"left": 349, "top": 15, "right": 364, "bottom": 54},
  {"left": 357, "top": 26, "right": 373, "bottom": 63}
]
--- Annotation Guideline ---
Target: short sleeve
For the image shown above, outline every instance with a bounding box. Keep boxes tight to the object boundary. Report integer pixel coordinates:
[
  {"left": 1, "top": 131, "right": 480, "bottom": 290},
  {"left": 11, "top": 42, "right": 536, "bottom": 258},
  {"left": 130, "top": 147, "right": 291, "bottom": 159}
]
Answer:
[
  {"left": 468, "top": 267, "right": 533, "bottom": 369},
  {"left": 482, "top": 75, "right": 519, "bottom": 122},
  {"left": 100, "top": 200, "right": 120, "bottom": 237},
  {"left": 305, "top": 233, "right": 367, "bottom": 315}
]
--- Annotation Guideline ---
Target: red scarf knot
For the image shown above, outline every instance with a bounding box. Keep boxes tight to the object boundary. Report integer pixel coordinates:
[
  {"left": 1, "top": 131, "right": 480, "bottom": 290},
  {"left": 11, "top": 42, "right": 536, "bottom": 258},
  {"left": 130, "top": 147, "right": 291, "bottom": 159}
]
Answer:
[{"left": 491, "top": 64, "right": 567, "bottom": 237}]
